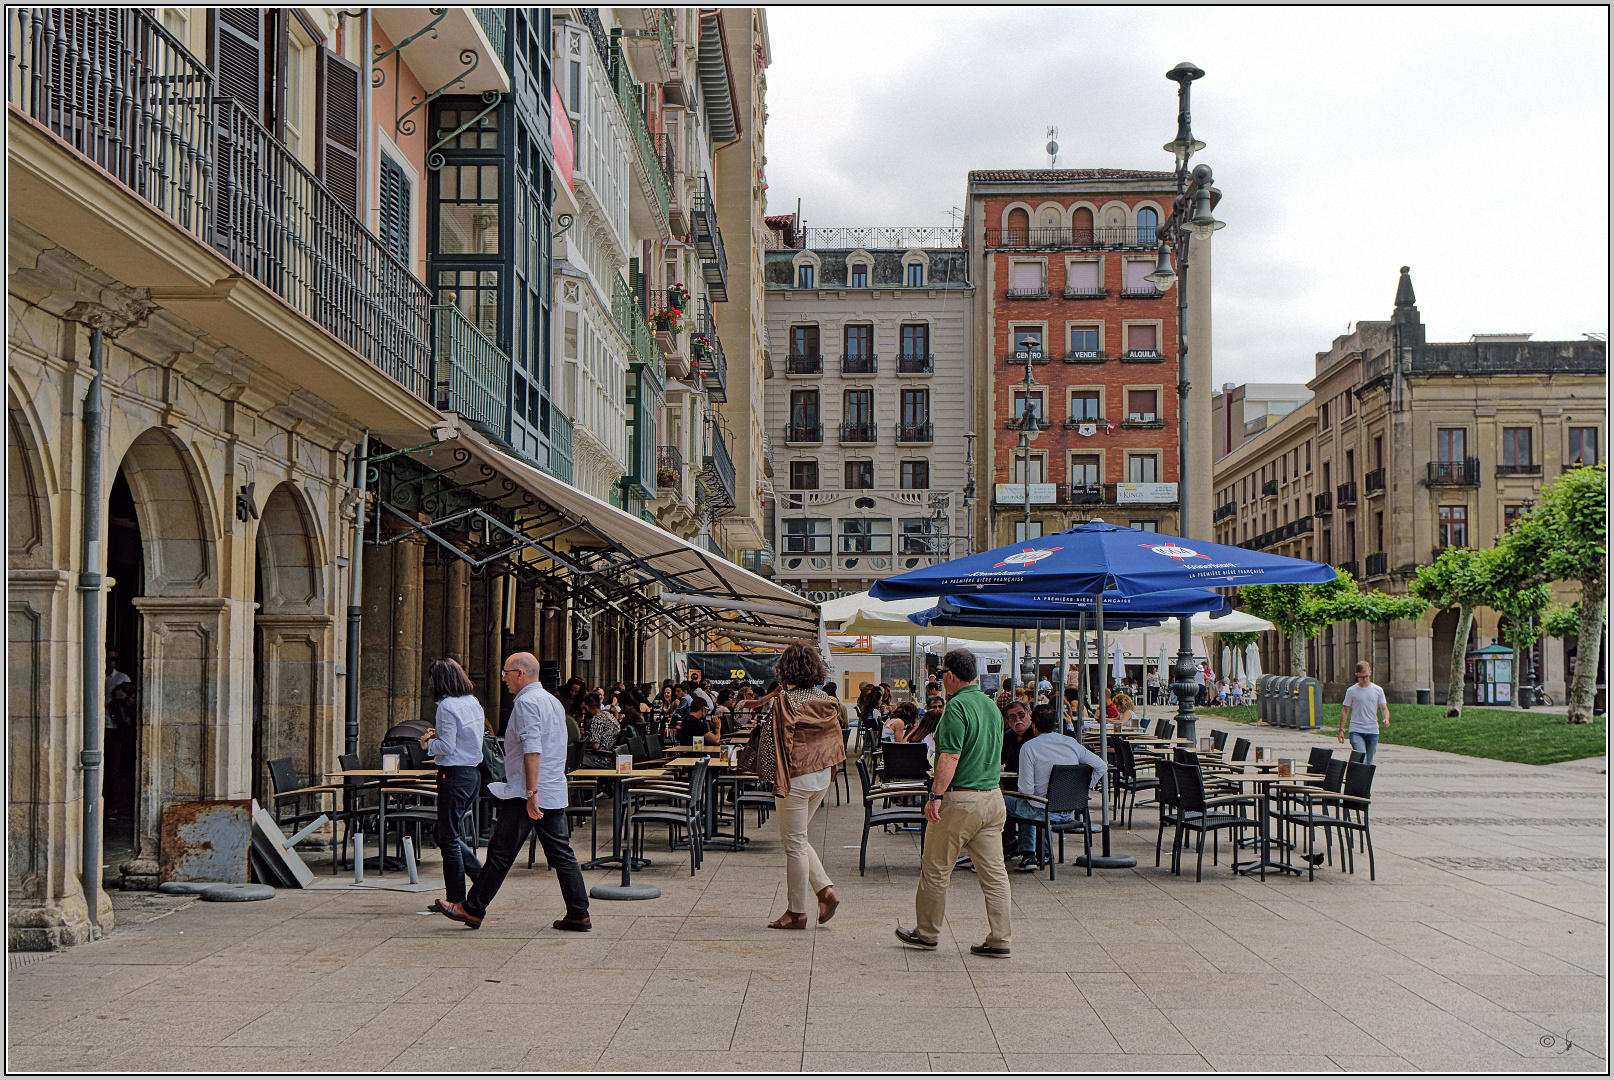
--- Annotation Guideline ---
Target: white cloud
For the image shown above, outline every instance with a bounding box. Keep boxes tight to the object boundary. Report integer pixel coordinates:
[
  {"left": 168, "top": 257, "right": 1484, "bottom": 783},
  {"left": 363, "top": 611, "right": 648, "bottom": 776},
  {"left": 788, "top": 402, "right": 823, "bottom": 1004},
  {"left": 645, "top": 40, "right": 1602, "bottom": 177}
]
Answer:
[{"left": 761, "top": 4, "right": 1609, "bottom": 384}]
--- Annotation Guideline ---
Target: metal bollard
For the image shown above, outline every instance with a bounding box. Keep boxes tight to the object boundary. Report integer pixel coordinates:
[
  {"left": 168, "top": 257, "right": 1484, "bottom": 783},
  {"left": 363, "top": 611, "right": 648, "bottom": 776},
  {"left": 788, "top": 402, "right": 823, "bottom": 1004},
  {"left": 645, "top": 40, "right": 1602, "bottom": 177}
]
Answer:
[
  {"left": 352, "top": 832, "right": 364, "bottom": 883},
  {"left": 402, "top": 836, "right": 419, "bottom": 885}
]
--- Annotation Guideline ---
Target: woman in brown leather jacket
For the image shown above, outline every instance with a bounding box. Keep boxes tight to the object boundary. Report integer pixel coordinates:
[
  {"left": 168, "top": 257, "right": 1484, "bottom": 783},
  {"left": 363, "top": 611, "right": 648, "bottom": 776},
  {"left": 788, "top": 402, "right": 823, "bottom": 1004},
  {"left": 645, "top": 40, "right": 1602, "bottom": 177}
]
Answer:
[{"left": 760, "top": 641, "right": 847, "bottom": 929}]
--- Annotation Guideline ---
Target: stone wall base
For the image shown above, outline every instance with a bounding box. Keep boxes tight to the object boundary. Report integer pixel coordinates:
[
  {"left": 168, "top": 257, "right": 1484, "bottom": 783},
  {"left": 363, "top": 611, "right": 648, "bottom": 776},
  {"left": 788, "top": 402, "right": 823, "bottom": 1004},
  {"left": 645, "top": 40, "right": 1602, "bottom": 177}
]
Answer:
[{"left": 8, "top": 892, "right": 113, "bottom": 951}]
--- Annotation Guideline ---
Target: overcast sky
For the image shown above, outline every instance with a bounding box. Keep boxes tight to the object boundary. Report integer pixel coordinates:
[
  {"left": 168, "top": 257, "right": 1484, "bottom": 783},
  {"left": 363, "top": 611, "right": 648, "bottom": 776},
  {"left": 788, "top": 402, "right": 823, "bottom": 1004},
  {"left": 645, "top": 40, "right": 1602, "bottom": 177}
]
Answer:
[{"left": 761, "top": 5, "right": 1609, "bottom": 386}]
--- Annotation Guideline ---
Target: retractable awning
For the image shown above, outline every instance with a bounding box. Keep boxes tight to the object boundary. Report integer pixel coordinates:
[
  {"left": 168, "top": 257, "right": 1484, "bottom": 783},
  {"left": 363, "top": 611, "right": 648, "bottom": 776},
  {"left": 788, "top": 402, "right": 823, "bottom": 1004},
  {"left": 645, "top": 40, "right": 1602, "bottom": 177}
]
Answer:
[{"left": 393, "top": 420, "right": 820, "bottom": 648}]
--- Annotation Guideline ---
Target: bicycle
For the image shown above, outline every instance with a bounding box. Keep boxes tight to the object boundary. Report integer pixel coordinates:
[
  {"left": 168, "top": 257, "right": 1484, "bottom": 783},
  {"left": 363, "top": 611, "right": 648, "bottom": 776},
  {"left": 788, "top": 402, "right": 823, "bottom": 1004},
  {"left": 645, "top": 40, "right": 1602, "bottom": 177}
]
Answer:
[{"left": 1519, "top": 683, "right": 1553, "bottom": 707}]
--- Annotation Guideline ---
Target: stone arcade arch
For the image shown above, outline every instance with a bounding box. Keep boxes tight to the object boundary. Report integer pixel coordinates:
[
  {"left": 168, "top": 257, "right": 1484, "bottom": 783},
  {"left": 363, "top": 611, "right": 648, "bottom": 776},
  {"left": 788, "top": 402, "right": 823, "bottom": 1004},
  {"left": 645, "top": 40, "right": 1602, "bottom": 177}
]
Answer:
[
  {"left": 252, "top": 483, "right": 333, "bottom": 804},
  {"left": 112, "top": 427, "right": 224, "bottom": 889}
]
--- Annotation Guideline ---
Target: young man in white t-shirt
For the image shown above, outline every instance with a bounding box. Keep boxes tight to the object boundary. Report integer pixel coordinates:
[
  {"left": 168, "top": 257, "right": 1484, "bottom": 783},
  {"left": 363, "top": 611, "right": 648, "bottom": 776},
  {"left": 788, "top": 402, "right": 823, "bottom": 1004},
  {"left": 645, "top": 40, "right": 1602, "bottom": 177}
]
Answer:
[{"left": 1338, "top": 661, "right": 1390, "bottom": 766}]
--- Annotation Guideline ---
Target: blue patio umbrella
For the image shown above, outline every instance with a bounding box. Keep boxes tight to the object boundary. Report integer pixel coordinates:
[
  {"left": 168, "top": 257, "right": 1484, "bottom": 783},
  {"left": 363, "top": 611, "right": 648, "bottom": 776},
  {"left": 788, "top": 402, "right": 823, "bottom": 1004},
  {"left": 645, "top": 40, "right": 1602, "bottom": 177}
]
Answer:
[
  {"left": 912, "top": 585, "right": 1235, "bottom": 870},
  {"left": 868, "top": 520, "right": 1336, "bottom": 600}
]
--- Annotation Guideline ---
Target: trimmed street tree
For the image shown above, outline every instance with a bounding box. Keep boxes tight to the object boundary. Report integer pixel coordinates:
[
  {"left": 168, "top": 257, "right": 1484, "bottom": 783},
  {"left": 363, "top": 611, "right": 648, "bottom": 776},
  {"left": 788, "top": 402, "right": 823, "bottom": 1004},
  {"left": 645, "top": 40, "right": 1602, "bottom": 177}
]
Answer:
[
  {"left": 1242, "top": 569, "right": 1427, "bottom": 679},
  {"left": 1492, "top": 463, "right": 1608, "bottom": 723},
  {"left": 1480, "top": 544, "right": 1552, "bottom": 708},
  {"left": 1409, "top": 546, "right": 1492, "bottom": 716}
]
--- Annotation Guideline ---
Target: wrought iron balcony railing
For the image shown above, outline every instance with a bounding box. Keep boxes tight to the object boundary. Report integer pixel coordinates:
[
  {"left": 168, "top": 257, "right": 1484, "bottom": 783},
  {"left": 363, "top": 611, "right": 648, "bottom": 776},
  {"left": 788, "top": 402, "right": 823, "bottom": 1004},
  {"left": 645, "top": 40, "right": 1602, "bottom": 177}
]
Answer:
[
  {"left": 1064, "top": 414, "right": 1105, "bottom": 428},
  {"left": 8, "top": 9, "right": 436, "bottom": 404},
  {"left": 1121, "top": 349, "right": 1165, "bottom": 362},
  {"left": 473, "top": 8, "right": 507, "bottom": 60},
  {"left": 607, "top": 42, "right": 669, "bottom": 224},
  {"left": 433, "top": 305, "right": 509, "bottom": 433},
  {"left": 1262, "top": 480, "right": 1280, "bottom": 498},
  {"left": 1336, "top": 481, "right": 1358, "bottom": 506},
  {"left": 1337, "top": 560, "right": 1358, "bottom": 579},
  {"left": 1364, "top": 552, "right": 1388, "bottom": 578},
  {"left": 786, "top": 423, "right": 823, "bottom": 443},
  {"left": 1062, "top": 286, "right": 1106, "bottom": 300},
  {"left": 1496, "top": 462, "right": 1542, "bottom": 476},
  {"left": 693, "top": 296, "right": 725, "bottom": 401},
  {"left": 840, "top": 354, "right": 878, "bottom": 375},
  {"left": 897, "top": 353, "right": 934, "bottom": 374},
  {"left": 612, "top": 274, "right": 666, "bottom": 386},
  {"left": 693, "top": 173, "right": 728, "bottom": 301},
  {"left": 1119, "top": 286, "right": 1162, "bottom": 299},
  {"left": 656, "top": 444, "right": 683, "bottom": 495},
  {"left": 1004, "top": 348, "right": 1047, "bottom": 365},
  {"left": 1428, "top": 458, "right": 1480, "bottom": 486},
  {"left": 785, "top": 354, "right": 823, "bottom": 376},
  {"left": 702, "top": 420, "right": 736, "bottom": 511},
  {"left": 1064, "top": 350, "right": 1107, "bottom": 364},
  {"left": 1004, "top": 286, "right": 1049, "bottom": 300},
  {"left": 1314, "top": 492, "right": 1333, "bottom": 516},
  {"left": 982, "top": 226, "right": 1157, "bottom": 250},
  {"left": 1213, "top": 501, "right": 1237, "bottom": 522},
  {"left": 215, "top": 98, "right": 434, "bottom": 399},
  {"left": 896, "top": 422, "right": 933, "bottom": 443},
  {"left": 1364, "top": 467, "right": 1386, "bottom": 495},
  {"left": 839, "top": 421, "right": 878, "bottom": 444},
  {"left": 651, "top": 130, "right": 675, "bottom": 190}
]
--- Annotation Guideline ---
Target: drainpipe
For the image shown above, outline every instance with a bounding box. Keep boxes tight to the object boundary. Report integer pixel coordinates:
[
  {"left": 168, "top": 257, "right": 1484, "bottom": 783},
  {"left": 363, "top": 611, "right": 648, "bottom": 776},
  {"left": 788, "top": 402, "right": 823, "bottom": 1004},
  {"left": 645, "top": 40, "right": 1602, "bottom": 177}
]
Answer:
[
  {"left": 79, "top": 326, "right": 106, "bottom": 937},
  {"left": 361, "top": 11, "right": 374, "bottom": 229},
  {"left": 345, "top": 432, "right": 368, "bottom": 757}
]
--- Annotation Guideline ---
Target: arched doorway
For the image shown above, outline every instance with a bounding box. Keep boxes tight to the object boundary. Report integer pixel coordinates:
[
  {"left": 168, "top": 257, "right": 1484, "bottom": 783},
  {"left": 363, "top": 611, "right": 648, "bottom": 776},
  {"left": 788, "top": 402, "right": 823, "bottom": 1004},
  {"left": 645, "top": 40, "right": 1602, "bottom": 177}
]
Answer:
[
  {"left": 110, "top": 428, "right": 218, "bottom": 888},
  {"left": 252, "top": 483, "right": 328, "bottom": 804},
  {"left": 103, "top": 470, "right": 143, "bottom": 868}
]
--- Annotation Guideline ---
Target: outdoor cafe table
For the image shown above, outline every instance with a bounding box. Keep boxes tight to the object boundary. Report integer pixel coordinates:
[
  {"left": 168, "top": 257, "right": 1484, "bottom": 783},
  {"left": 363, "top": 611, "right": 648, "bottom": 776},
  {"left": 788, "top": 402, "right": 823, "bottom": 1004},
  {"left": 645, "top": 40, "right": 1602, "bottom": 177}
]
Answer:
[
  {"left": 1214, "top": 771, "right": 1328, "bottom": 879},
  {"left": 663, "top": 756, "right": 749, "bottom": 848},
  {"left": 569, "top": 767, "right": 669, "bottom": 900},
  {"left": 324, "top": 769, "right": 436, "bottom": 876}
]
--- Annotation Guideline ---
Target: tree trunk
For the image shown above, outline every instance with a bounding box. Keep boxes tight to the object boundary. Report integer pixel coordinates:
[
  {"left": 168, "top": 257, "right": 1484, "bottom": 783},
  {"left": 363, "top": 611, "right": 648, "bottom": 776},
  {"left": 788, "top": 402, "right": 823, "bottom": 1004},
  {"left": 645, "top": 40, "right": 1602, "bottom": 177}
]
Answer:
[
  {"left": 1445, "top": 605, "right": 1475, "bottom": 717},
  {"left": 1567, "top": 570, "right": 1605, "bottom": 724},
  {"left": 1289, "top": 626, "right": 1307, "bottom": 677}
]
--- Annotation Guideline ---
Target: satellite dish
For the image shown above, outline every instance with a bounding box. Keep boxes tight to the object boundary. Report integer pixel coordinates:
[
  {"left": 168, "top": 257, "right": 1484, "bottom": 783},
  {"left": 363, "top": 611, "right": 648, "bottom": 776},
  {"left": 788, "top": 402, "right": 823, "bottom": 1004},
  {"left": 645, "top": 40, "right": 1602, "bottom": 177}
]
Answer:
[{"left": 1046, "top": 141, "right": 1059, "bottom": 157}]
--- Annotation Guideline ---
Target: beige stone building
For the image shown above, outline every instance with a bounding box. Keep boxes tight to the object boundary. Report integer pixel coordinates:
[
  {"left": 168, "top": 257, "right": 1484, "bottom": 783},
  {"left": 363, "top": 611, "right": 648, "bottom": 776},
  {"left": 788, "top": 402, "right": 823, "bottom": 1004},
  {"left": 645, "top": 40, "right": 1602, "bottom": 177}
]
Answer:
[
  {"left": 6, "top": 6, "right": 811, "bottom": 952},
  {"left": 762, "top": 223, "right": 976, "bottom": 602},
  {"left": 1212, "top": 268, "right": 1606, "bottom": 701}
]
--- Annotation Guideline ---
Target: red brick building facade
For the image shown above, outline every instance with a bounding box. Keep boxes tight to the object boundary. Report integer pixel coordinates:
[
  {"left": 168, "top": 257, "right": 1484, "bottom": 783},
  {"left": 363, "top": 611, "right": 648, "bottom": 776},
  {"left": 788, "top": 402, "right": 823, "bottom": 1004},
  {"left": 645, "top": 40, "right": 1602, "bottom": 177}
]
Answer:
[{"left": 967, "top": 170, "right": 1200, "bottom": 546}]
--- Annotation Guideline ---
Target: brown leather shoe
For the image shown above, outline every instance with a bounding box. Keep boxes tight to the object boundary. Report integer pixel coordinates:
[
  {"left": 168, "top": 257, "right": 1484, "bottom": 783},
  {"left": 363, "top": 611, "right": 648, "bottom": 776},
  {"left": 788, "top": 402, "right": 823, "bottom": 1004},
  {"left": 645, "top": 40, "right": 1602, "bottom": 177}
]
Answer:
[
  {"left": 434, "top": 899, "right": 481, "bottom": 929},
  {"left": 552, "top": 916, "right": 592, "bottom": 932},
  {"left": 816, "top": 885, "right": 840, "bottom": 925}
]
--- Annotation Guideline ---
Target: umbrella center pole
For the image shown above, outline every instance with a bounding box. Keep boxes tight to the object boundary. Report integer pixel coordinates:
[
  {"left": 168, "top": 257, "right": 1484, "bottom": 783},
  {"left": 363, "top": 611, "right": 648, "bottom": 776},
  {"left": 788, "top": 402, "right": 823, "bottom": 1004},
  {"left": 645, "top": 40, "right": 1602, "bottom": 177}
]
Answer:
[{"left": 1079, "top": 597, "right": 1136, "bottom": 869}]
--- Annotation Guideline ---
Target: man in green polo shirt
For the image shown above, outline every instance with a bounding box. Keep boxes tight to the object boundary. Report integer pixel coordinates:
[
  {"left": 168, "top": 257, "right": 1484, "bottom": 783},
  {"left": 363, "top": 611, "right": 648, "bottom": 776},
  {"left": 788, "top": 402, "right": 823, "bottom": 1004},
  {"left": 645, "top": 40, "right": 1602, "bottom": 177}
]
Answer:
[{"left": 896, "top": 649, "right": 1012, "bottom": 957}]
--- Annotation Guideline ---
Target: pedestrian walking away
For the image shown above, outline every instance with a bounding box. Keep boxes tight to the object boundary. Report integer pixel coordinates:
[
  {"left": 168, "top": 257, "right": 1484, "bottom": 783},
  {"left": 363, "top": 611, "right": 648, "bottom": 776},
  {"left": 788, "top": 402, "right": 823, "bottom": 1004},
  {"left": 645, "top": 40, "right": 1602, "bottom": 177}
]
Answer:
[
  {"left": 422, "top": 658, "right": 487, "bottom": 905},
  {"left": 1339, "top": 661, "right": 1390, "bottom": 766},
  {"left": 435, "top": 652, "right": 590, "bottom": 932},
  {"left": 752, "top": 641, "right": 845, "bottom": 930},
  {"left": 896, "top": 648, "right": 1013, "bottom": 958}
]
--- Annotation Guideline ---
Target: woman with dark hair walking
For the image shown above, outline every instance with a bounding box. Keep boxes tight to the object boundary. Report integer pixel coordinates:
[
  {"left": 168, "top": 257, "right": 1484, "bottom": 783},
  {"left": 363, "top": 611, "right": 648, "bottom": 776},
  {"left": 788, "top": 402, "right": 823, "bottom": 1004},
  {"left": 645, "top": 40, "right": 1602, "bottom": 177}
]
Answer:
[
  {"left": 753, "top": 641, "right": 846, "bottom": 930},
  {"left": 421, "top": 658, "right": 487, "bottom": 904}
]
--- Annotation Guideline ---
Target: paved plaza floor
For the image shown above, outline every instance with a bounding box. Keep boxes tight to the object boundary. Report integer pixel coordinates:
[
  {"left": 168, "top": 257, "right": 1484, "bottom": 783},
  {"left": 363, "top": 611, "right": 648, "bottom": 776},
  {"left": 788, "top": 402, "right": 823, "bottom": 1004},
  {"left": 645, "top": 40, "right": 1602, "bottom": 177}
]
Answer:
[{"left": 8, "top": 727, "right": 1607, "bottom": 1073}]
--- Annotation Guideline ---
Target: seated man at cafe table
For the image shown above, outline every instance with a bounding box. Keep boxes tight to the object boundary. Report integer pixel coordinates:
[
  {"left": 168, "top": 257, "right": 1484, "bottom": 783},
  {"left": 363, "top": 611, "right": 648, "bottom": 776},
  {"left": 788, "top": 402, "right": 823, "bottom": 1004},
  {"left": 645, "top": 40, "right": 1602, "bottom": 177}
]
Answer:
[
  {"left": 1004, "top": 704, "right": 1107, "bottom": 872},
  {"left": 675, "top": 700, "right": 718, "bottom": 746}
]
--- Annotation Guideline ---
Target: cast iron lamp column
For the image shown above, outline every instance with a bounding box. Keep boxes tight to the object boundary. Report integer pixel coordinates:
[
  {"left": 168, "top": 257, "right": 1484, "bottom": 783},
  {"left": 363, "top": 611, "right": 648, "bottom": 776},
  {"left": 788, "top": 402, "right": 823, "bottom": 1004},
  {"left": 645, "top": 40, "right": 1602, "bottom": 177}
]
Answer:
[{"left": 1148, "top": 61, "right": 1225, "bottom": 743}]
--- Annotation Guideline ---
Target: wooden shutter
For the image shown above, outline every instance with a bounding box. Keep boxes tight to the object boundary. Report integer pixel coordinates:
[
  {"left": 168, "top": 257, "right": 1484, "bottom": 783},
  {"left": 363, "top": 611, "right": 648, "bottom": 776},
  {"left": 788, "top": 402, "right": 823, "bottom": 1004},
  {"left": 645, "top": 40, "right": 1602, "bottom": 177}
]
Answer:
[
  {"left": 320, "top": 47, "right": 362, "bottom": 215},
  {"left": 378, "top": 156, "right": 410, "bottom": 262},
  {"left": 1127, "top": 324, "right": 1157, "bottom": 352},
  {"left": 1125, "top": 260, "right": 1153, "bottom": 290},
  {"left": 1011, "top": 262, "right": 1042, "bottom": 291},
  {"left": 210, "top": 8, "right": 267, "bottom": 116},
  {"left": 1068, "top": 261, "right": 1099, "bottom": 288}
]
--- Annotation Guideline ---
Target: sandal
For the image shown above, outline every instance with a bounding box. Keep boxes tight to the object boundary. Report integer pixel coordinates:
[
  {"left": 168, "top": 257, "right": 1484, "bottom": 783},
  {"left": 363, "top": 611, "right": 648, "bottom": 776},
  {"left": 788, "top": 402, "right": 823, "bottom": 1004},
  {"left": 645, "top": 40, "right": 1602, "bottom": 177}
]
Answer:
[
  {"left": 768, "top": 911, "right": 809, "bottom": 930},
  {"left": 817, "top": 885, "right": 840, "bottom": 925}
]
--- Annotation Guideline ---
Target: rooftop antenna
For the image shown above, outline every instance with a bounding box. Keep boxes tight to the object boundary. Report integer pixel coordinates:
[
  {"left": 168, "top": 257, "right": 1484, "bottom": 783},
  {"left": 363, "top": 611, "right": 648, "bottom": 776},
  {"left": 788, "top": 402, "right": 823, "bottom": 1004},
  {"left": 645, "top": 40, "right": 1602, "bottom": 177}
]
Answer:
[
  {"left": 1046, "top": 126, "right": 1059, "bottom": 168},
  {"left": 945, "top": 206, "right": 963, "bottom": 227}
]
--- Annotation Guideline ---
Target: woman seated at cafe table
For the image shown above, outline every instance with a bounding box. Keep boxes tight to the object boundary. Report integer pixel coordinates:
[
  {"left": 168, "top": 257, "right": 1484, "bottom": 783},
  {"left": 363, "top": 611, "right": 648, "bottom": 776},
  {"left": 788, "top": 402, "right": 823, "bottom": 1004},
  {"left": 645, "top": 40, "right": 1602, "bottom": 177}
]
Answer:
[{"left": 754, "top": 641, "right": 846, "bottom": 930}]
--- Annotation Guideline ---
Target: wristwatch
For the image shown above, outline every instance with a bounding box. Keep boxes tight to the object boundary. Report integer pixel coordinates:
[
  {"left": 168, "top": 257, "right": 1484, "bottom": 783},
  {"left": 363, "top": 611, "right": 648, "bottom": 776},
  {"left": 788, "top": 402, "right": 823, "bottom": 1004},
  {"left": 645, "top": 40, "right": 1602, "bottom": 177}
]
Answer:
[{"left": 927, "top": 790, "right": 946, "bottom": 802}]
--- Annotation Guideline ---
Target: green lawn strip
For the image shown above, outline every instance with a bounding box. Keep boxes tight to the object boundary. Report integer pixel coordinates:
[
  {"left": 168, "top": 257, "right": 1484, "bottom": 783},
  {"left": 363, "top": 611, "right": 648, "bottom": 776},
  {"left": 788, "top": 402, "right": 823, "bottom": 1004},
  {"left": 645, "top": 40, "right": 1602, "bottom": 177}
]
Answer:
[{"left": 1193, "top": 705, "right": 1607, "bottom": 767}]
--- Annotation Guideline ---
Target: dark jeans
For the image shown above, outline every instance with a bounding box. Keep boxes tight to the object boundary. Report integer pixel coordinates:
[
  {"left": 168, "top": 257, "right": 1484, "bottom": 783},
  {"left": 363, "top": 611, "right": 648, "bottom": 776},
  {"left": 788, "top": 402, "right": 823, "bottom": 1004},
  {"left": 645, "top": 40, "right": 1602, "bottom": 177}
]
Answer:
[
  {"left": 435, "top": 766, "right": 485, "bottom": 903},
  {"left": 462, "top": 796, "right": 589, "bottom": 922}
]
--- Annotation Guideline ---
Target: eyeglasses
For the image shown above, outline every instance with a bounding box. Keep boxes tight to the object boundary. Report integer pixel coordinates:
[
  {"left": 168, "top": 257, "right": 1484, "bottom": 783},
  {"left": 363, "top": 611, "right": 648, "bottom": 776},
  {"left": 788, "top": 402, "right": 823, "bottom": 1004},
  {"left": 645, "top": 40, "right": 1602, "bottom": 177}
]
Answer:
[{"left": 502, "top": 668, "right": 521, "bottom": 675}]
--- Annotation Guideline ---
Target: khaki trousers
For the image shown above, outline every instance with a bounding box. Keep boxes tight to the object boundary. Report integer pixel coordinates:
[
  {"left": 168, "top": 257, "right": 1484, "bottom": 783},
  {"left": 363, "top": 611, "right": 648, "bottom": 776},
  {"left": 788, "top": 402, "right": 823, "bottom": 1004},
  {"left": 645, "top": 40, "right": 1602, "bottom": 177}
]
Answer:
[
  {"left": 775, "top": 784, "right": 833, "bottom": 915},
  {"left": 914, "top": 788, "right": 1012, "bottom": 948}
]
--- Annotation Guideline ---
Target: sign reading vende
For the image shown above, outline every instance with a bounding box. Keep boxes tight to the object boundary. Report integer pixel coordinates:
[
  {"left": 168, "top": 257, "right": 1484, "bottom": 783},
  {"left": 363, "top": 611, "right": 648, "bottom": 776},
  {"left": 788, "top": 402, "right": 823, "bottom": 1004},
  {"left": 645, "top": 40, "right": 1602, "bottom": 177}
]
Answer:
[
  {"left": 995, "top": 483, "right": 1058, "bottom": 505},
  {"left": 1116, "top": 482, "right": 1178, "bottom": 504}
]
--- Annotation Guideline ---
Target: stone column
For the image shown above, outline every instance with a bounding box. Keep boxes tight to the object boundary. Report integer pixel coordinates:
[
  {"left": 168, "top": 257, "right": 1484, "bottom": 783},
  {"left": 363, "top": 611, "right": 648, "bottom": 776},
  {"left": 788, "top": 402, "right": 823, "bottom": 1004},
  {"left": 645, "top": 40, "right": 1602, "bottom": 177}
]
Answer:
[
  {"left": 513, "top": 580, "right": 536, "bottom": 657},
  {"left": 124, "top": 596, "right": 229, "bottom": 889},
  {"left": 254, "top": 614, "right": 334, "bottom": 791},
  {"left": 392, "top": 534, "right": 426, "bottom": 729},
  {"left": 445, "top": 555, "right": 470, "bottom": 664},
  {"left": 8, "top": 569, "right": 107, "bottom": 948}
]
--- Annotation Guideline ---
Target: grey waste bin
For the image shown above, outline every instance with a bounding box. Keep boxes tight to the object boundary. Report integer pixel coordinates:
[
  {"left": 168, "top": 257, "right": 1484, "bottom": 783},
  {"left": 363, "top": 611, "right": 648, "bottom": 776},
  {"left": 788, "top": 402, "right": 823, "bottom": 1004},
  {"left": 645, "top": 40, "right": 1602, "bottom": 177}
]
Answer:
[
  {"left": 1255, "top": 675, "right": 1274, "bottom": 724},
  {"left": 1416, "top": 689, "right": 1432, "bottom": 705},
  {"left": 1296, "top": 678, "right": 1322, "bottom": 730},
  {"left": 1281, "top": 676, "right": 1302, "bottom": 728}
]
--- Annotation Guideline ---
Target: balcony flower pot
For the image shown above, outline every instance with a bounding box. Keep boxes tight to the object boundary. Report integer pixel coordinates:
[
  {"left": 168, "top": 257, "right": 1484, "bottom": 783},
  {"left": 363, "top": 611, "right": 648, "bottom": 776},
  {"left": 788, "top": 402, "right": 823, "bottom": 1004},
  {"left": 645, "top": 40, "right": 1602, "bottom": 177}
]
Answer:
[
  {"left": 651, "top": 308, "right": 682, "bottom": 333},
  {"left": 656, "top": 467, "right": 679, "bottom": 488},
  {"left": 667, "top": 282, "right": 690, "bottom": 311},
  {"left": 691, "top": 334, "right": 712, "bottom": 361}
]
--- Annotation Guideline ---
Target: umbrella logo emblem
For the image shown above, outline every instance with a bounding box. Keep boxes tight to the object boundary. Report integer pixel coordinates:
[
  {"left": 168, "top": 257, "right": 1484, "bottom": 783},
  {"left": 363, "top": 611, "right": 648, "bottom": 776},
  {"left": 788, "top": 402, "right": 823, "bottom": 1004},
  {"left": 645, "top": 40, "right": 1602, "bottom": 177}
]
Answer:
[
  {"left": 1144, "top": 543, "right": 1213, "bottom": 563},
  {"left": 992, "top": 547, "right": 1062, "bottom": 569}
]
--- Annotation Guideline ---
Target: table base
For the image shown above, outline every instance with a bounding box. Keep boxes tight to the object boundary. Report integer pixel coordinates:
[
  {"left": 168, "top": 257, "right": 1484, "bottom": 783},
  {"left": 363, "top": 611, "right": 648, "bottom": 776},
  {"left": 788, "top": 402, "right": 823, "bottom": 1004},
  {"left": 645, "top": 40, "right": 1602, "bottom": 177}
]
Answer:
[
  {"left": 1074, "top": 854, "right": 1138, "bottom": 869},
  {"left": 590, "top": 883, "right": 662, "bottom": 901}
]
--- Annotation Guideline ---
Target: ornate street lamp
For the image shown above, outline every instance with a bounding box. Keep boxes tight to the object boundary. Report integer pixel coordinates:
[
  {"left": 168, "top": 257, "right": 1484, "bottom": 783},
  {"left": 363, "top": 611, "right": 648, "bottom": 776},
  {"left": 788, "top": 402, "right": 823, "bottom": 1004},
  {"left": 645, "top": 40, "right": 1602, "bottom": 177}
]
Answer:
[{"left": 1150, "top": 62, "right": 1225, "bottom": 741}]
